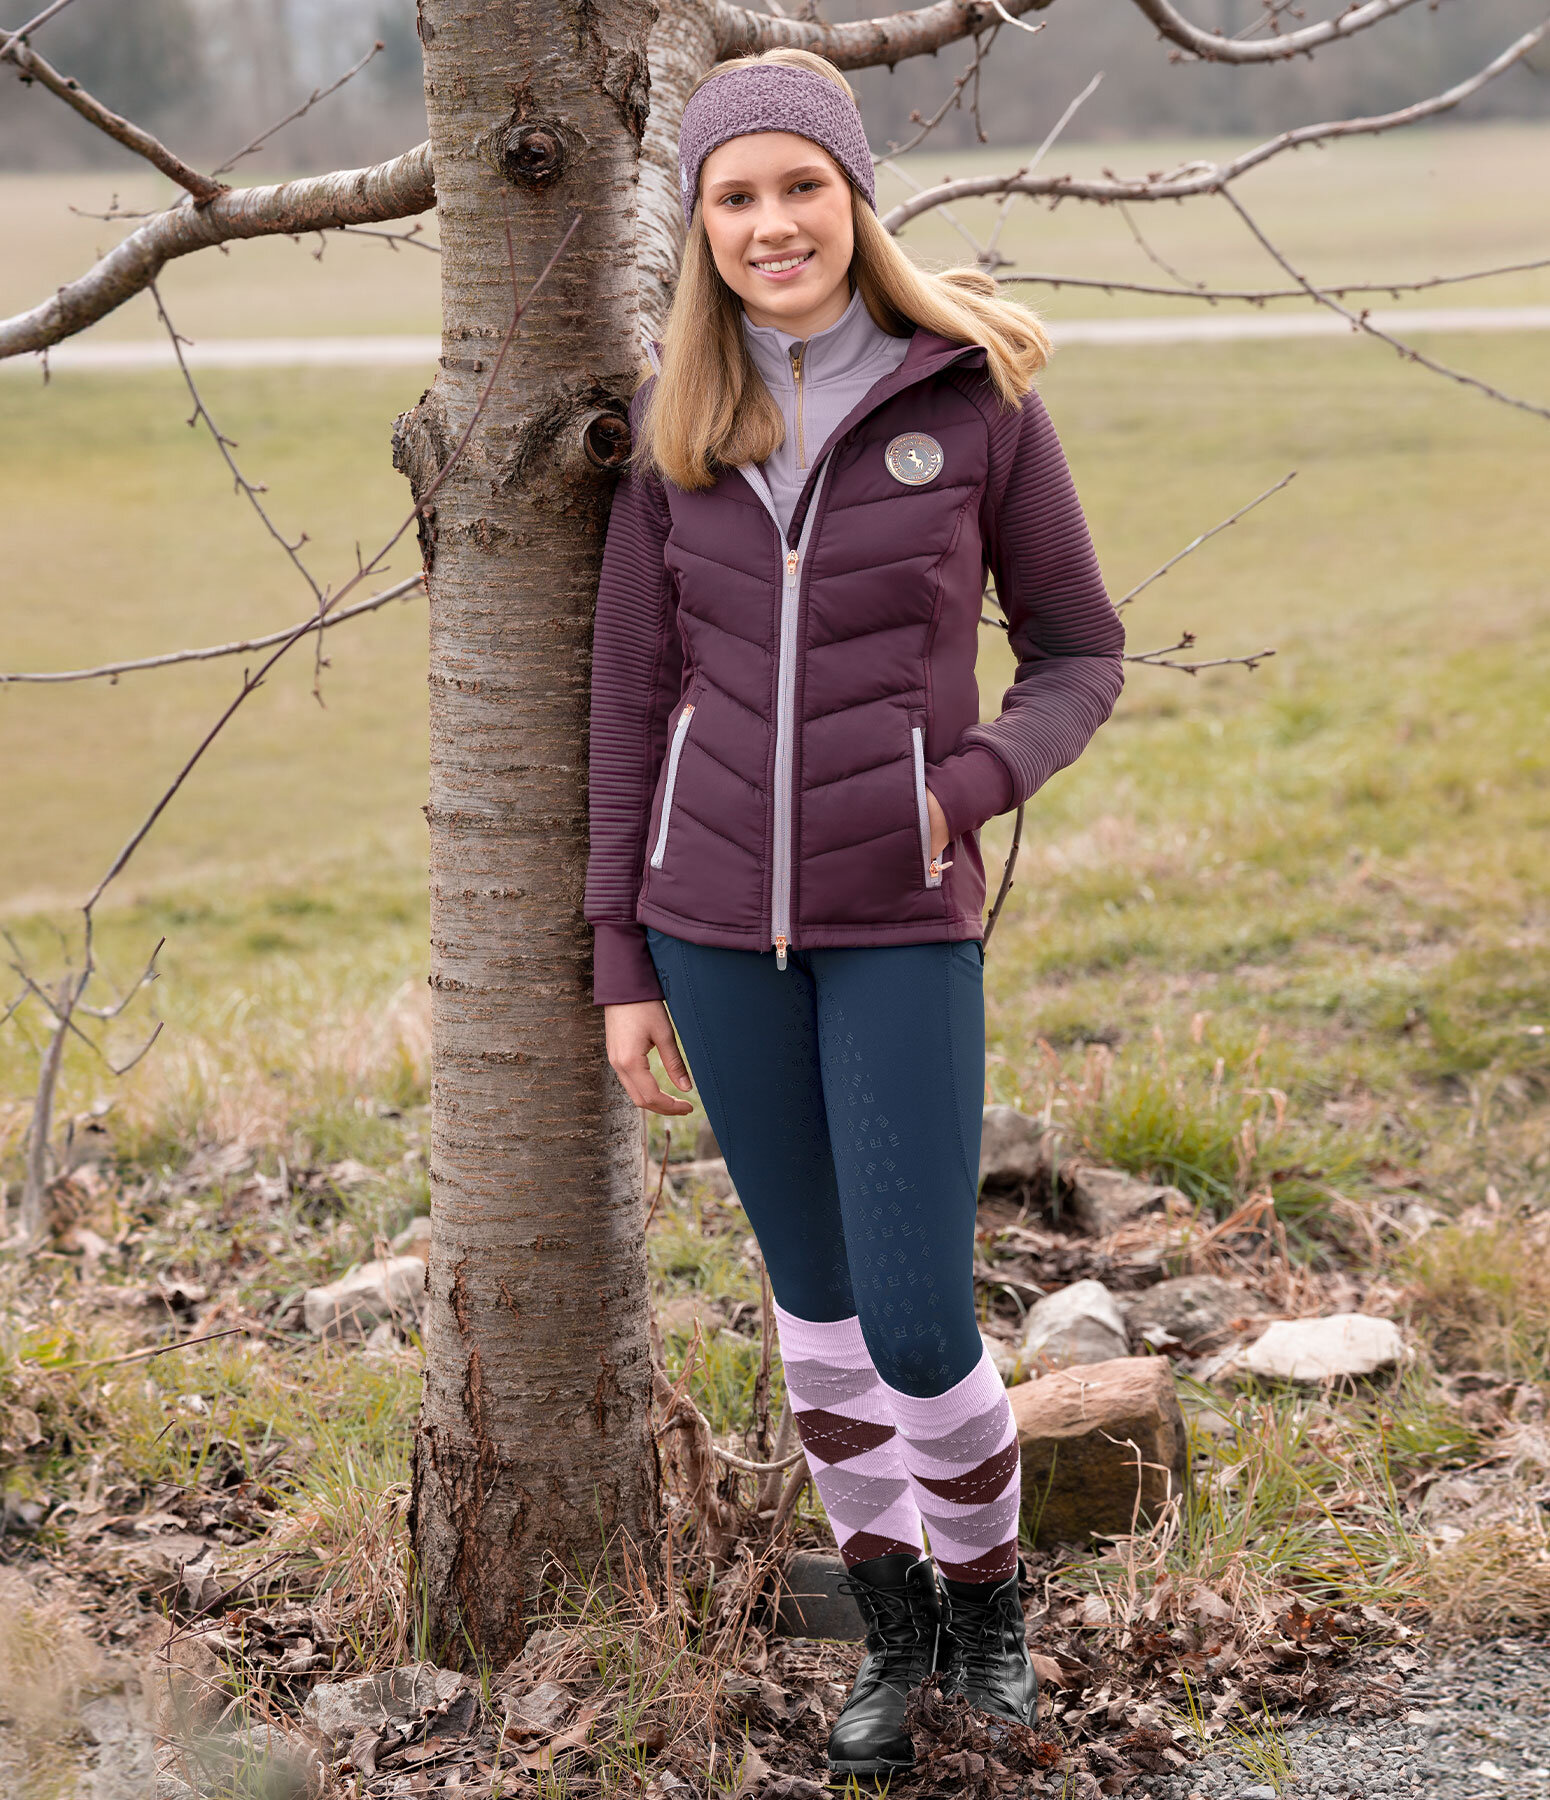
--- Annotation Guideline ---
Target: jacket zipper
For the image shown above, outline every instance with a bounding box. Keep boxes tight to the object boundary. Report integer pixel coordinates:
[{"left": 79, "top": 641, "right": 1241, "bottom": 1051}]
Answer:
[
  {"left": 789, "top": 342, "right": 806, "bottom": 469},
  {"left": 743, "top": 457, "right": 831, "bottom": 971},
  {"left": 911, "top": 724, "right": 951, "bottom": 888},
  {"left": 647, "top": 701, "right": 695, "bottom": 870}
]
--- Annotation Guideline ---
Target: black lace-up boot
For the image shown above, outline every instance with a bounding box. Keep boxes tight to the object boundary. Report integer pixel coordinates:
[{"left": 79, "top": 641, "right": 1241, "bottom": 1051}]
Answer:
[
  {"left": 825, "top": 1552, "right": 942, "bottom": 1776},
  {"left": 938, "top": 1572, "right": 1040, "bottom": 1726}
]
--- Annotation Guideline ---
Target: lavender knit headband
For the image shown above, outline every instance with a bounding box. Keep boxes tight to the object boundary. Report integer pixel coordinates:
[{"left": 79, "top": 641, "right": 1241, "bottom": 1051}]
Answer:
[{"left": 678, "top": 64, "right": 877, "bottom": 227}]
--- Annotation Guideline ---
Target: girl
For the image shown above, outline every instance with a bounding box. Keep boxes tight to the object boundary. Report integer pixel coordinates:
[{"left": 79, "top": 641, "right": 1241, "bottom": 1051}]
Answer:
[{"left": 585, "top": 46, "right": 1124, "bottom": 1778}]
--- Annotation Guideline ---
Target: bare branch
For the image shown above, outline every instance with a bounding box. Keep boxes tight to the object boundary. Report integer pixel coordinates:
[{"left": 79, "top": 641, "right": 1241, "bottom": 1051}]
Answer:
[
  {"left": 996, "top": 257, "right": 1550, "bottom": 306},
  {"left": 149, "top": 283, "right": 326, "bottom": 611},
  {"left": 980, "top": 72, "right": 1103, "bottom": 268},
  {"left": 80, "top": 214, "right": 581, "bottom": 915},
  {"left": 1131, "top": 0, "right": 1443, "bottom": 64},
  {"left": 2, "top": 38, "right": 227, "bottom": 201},
  {"left": 879, "top": 23, "right": 1001, "bottom": 158},
  {"left": 1117, "top": 472, "right": 1297, "bottom": 610},
  {"left": 879, "top": 21, "right": 1550, "bottom": 231},
  {"left": 1125, "top": 635, "right": 1276, "bottom": 674},
  {"left": 0, "top": 0, "right": 80, "bottom": 62},
  {"left": 1219, "top": 187, "right": 1550, "bottom": 424},
  {"left": 0, "top": 141, "right": 434, "bottom": 359},
  {"left": 715, "top": 0, "right": 1052, "bottom": 68},
  {"left": 212, "top": 39, "right": 385, "bottom": 178},
  {"left": 0, "top": 575, "right": 425, "bottom": 686}
]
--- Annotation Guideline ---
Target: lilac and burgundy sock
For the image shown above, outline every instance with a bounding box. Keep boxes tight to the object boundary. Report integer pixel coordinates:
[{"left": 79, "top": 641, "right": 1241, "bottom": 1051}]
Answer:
[
  {"left": 774, "top": 1302, "right": 926, "bottom": 1567},
  {"left": 881, "top": 1349, "right": 1023, "bottom": 1586}
]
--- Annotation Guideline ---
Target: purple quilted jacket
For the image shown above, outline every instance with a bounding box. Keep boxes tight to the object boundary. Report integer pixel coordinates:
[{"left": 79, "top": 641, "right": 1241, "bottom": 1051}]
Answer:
[{"left": 585, "top": 326, "right": 1125, "bottom": 1006}]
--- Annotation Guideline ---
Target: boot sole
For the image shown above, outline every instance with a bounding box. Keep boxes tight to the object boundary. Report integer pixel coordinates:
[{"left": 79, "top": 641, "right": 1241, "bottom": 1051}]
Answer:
[{"left": 826, "top": 1755, "right": 916, "bottom": 1776}]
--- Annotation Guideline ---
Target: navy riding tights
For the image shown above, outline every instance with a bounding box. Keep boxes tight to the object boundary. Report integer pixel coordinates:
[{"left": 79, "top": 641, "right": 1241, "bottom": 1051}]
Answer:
[{"left": 645, "top": 928, "right": 987, "bottom": 1398}]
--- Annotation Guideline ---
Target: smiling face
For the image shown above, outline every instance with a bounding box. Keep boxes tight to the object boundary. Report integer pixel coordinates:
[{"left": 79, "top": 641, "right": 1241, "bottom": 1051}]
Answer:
[{"left": 697, "top": 130, "right": 856, "bottom": 338}]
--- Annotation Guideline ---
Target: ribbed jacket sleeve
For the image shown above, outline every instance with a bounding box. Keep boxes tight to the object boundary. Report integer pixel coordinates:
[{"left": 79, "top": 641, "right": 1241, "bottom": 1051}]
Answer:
[
  {"left": 925, "top": 384, "right": 1124, "bottom": 839},
  {"left": 584, "top": 384, "right": 685, "bottom": 1006}
]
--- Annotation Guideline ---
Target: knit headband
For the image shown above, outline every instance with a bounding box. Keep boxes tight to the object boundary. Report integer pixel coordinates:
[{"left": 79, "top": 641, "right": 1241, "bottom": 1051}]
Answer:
[{"left": 678, "top": 63, "right": 877, "bottom": 228}]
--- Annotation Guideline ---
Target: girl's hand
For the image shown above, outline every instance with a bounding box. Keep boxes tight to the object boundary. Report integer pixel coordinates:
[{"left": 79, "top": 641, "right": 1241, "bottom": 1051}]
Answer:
[
  {"left": 605, "top": 1000, "right": 696, "bottom": 1116},
  {"left": 926, "top": 788, "right": 951, "bottom": 862}
]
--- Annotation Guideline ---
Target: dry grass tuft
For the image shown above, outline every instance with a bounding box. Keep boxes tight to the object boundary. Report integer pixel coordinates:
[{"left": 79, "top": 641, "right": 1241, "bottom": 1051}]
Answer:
[
  {"left": 0, "top": 1568, "right": 118, "bottom": 1800},
  {"left": 1402, "top": 1208, "right": 1550, "bottom": 1382}
]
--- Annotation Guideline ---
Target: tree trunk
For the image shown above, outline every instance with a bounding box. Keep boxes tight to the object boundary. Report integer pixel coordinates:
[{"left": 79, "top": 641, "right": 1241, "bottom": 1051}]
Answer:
[
  {"left": 639, "top": 0, "right": 719, "bottom": 339},
  {"left": 398, "top": 0, "right": 659, "bottom": 1664}
]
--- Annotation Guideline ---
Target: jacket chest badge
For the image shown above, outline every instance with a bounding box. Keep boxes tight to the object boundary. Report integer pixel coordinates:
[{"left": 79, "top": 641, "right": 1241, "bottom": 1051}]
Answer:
[{"left": 884, "top": 432, "right": 944, "bottom": 487}]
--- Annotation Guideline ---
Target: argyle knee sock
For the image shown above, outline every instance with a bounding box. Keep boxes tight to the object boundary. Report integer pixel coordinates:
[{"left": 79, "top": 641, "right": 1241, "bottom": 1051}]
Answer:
[
  {"left": 773, "top": 1302, "right": 926, "bottom": 1566},
  {"left": 881, "top": 1348, "right": 1022, "bottom": 1585}
]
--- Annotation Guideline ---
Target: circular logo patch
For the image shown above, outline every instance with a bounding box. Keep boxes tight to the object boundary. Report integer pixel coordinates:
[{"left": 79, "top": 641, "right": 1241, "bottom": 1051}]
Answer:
[{"left": 884, "top": 432, "right": 944, "bottom": 487}]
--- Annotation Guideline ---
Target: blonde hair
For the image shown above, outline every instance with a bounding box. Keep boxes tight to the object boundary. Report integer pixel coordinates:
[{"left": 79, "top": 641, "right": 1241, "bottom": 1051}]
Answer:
[{"left": 636, "top": 47, "right": 1052, "bottom": 492}]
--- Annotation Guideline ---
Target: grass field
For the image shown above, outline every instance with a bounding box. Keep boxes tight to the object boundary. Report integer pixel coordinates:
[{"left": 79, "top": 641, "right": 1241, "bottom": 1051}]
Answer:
[
  {"left": 2, "top": 121, "right": 1548, "bottom": 1203},
  {"left": 3, "top": 120, "right": 1550, "bottom": 1798}
]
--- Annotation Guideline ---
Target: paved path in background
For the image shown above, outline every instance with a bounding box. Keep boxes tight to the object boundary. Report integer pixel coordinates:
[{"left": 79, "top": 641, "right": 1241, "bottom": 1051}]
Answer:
[{"left": 8, "top": 305, "right": 1550, "bottom": 373}]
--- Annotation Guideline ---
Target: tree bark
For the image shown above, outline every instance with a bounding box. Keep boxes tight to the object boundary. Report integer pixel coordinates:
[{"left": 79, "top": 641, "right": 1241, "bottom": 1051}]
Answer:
[
  {"left": 640, "top": 0, "right": 719, "bottom": 340},
  {"left": 399, "top": 0, "right": 658, "bottom": 1664}
]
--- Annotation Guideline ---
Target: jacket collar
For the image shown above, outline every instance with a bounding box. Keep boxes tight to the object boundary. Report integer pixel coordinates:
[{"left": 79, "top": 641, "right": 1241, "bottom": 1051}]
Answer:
[{"left": 642, "top": 324, "right": 991, "bottom": 542}]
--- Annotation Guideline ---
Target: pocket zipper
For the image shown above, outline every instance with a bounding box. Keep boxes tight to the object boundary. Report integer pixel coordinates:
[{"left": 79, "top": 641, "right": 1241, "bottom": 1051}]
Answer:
[
  {"left": 911, "top": 724, "right": 950, "bottom": 888},
  {"left": 648, "top": 702, "right": 695, "bottom": 870}
]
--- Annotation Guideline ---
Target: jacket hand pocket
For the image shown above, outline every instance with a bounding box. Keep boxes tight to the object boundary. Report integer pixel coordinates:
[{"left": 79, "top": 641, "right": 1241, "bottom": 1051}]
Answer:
[
  {"left": 910, "top": 723, "right": 949, "bottom": 889},
  {"left": 648, "top": 699, "right": 696, "bottom": 872}
]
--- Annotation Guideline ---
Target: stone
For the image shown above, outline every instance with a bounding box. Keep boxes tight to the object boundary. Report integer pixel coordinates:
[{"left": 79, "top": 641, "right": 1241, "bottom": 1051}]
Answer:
[
  {"left": 1059, "top": 1163, "right": 1183, "bottom": 1236},
  {"left": 504, "top": 1680, "right": 575, "bottom": 1735},
  {"left": 694, "top": 1121, "right": 721, "bottom": 1160},
  {"left": 302, "top": 1664, "right": 464, "bottom": 1742},
  {"left": 979, "top": 1105, "right": 1049, "bottom": 1188},
  {"left": 1020, "top": 1280, "right": 1130, "bottom": 1368},
  {"left": 1236, "top": 1314, "right": 1408, "bottom": 1382},
  {"left": 773, "top": 1550, "right": 866, "bottom": 1640},
  {"left": 303, "top": 1255, "right": 425, "bottom": 1339},
  {"left": 390, "top": 1215, "right": 433, "bottom": 1258},
  {"left": 1009, "top": 1357, "right": 1189, "bottom": 1547},
  {"left": 1124, "top": 1276, "right": 1263, "bottom": 1349},
  {"left": 672, "top": 1157, "right": 737, "bottom": 1201}
]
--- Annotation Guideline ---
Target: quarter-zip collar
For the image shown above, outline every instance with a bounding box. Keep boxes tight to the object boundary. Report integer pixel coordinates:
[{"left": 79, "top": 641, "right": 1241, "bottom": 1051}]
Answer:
[
  {"left": 780, "top": 328, "right": 988, "bottom": 545},
  {"left": 740, "top": 284, "right": 895, "bottom": 396}
]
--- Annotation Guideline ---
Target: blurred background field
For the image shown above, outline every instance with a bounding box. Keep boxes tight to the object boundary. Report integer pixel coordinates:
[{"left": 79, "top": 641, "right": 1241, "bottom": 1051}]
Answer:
[{"left": 3, "top": 122, "right": 1549, "bottom": 1208}]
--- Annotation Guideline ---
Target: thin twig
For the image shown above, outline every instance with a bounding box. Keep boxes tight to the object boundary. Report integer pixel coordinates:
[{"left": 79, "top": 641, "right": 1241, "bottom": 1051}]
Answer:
[
  {"left": 213, "top": 40, "right": 385, "bottom": 177},
  {"left": 2, "top": 38, "right": 226, "bottom": 202},
  {"left": 0, "top": 575, "right": 424, "bottom": 685},
  {"left": 877, "top": 24, "right": 1001, "bottom": 160},
  {"left": 1125, "top": 637, "right": 1277, "bottom": 675},
  {"left": 1219, "top": 186, "right": 1550, "bottom": 425},
  {"left": 1116, "top": 472, "right": 1297, "bottom": 611},
  {"left": 82, "top": 214, "right": 580, "bottom": 917},
  {"left": 981, "top": 72, "right": 1103, "bottom": 269},
  {"left": 34, "top": 1325, "right": 252, "bottom": 1376},
  {"left": 995, "top": 256, "right": 1550, "bottom": 305},
  {"left": 0, "top": 0, "right": 80, "bottom": 65},
  {"left": 981, "top": 802, "right": 1025, "bottom": 950}
]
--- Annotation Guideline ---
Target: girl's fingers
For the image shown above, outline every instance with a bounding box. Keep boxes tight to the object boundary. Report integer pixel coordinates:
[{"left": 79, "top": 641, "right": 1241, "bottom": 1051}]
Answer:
[
  {"left": 656, "top": 1026, "right": 693, "bottom": 1093},
  {"left": 620, "top": 1044, "right": 694, "bottom": 1116}
]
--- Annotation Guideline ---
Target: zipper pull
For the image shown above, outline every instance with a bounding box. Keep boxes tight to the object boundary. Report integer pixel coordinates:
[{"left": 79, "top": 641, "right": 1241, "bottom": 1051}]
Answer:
[
  {"left": 775, "top": 935, "right": 788, "bottom": 970},
  {"left": 785, "top": 550, "right": 798, "bottom": 577},
  {"left": 929, "top": 858, "right": 954, "bottom": 880}
]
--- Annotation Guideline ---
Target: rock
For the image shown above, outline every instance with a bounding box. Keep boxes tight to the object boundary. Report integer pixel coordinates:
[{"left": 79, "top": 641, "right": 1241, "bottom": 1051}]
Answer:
[
  {"left": 1123, "top": 1276, "right": 1263, "bottom": 1349},
  {"left": 982, "top": 1329, "right": 1023, "bottom": 1383},
  {"left": 695, "top": 1121, "right": 721, "bottom": 1160},
  {"left": 303, "top": 1255, "right": 425, "bottom": 1339},
  {"left": 302, "top": 1664, "right": 465, "bottom": 1742},
  {"left": 774, "top": 1550, "right": 867, "bottom": 1640},
  {"left": 1020, "top": 1280, "right": 1129, "bottom": 1368},
  {"left": 1059, "top": 1164, "right": 1183, "bottom": 1236},
  {"left": 390, "top": 1215, "right": 432, "bottom": 1258},
  {"left": 1236, "top": 1314, "right": 1409, "bottom": 1382},
  {"left": 672, "top": 1157, "right": 736, "bottom": 1201},
  {"left": 97, "top": 1532, "right": 222, "bottom": 1601},
  {"left": 81, "top": 1684, "right": 157, "bottom": 1800},
  {"left": 1009, "top": 1357, "right": 1188, "bottom": 1547},
  {"left": 504, "top": 1680, "right": 575, "bottom": 1735},
  {"left": 979, "top": 1105, "right": 1049, "bottom": 1188}
]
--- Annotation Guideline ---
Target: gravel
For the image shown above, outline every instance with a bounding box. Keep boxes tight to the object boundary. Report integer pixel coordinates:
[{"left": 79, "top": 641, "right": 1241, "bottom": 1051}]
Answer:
[{"left": 1133, "top": 1640, "right": 1550, "bottom": 1799}]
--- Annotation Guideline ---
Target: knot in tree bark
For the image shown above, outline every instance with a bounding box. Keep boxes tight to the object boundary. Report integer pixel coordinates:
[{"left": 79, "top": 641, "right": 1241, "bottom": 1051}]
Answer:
[
  {"left": 583, "top": 409, "right": 632, "bottom": 471},
  {"left": 499, "top": 122, "right": 567, "bottom": 187}
]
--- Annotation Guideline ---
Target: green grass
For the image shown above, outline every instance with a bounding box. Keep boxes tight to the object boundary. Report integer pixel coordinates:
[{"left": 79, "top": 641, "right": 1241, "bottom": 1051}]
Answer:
[{"left": 3, "top": 128, "right": 1549, "bottom": 1225}]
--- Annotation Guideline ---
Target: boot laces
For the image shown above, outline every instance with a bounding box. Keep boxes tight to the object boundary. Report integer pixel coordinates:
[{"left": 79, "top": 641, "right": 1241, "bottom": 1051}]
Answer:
[
  {"left": 948, "top": 1587, "right": 1019, "bottom": 1689},
  {"left": 837, "top": 1576, "right": 933, "bottom": 1673}
]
